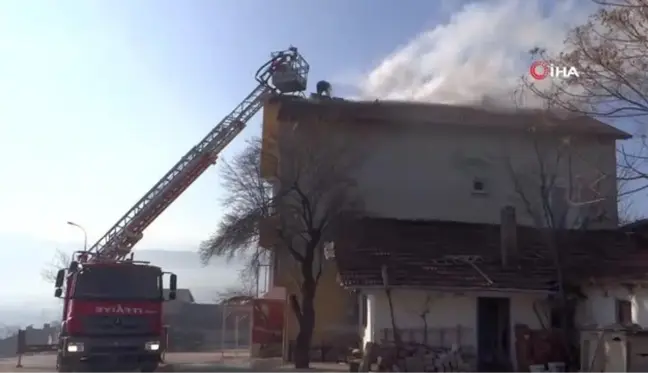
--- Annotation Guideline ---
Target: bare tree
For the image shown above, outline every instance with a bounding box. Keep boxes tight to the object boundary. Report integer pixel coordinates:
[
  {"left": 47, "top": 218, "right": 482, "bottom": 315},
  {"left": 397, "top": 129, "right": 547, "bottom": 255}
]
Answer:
[
  {"left": 199, "top": 130, "right": 364, "bottom": 368},
  {"left": 214, "top": 268, "right": 258, "bottom": 303},
  {"left": 416, "top": 293, "right": 435, "bottom": 345},
  {"left": 505, "top": 130, "right": 615, "bottom": 229},
  {"left": 380, "top": 265, "right": 402, "bottom": 350},
  {"left": 41, "top": 249, "right": 72, "bottom": 283},
  {"left": 0, "top": 323, "right": 19, "bottom": 338},
  {"left": 519, "top": 0, "right": 648, "bottom": 198},
  {"left": 503, "top": 126, "right": 618, "bottom": 367},
  {"left": 619, "top": 194, "right": 646, "bottom": 224}
]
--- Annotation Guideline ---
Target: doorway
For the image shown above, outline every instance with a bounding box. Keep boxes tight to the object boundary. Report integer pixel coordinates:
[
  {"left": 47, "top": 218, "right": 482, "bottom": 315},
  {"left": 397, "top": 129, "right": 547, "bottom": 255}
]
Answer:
[{"left": 477, "top": 297, "right": 511, "bottom": 371}]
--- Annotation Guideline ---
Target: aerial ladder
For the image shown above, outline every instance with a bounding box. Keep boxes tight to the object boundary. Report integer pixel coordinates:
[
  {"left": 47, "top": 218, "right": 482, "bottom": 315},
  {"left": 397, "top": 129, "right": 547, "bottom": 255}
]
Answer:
[{"left": 78, "top": 47, "right": 309, "bottom": 263}]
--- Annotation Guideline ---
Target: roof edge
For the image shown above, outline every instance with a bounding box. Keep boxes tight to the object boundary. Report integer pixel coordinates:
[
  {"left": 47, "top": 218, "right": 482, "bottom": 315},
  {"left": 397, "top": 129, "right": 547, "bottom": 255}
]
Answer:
[
  {"left": 271, "top": 95, "right": 631, "bottom": 139},
  {"left": 345, "top": 285, "right": 557, "bottom": 293}
]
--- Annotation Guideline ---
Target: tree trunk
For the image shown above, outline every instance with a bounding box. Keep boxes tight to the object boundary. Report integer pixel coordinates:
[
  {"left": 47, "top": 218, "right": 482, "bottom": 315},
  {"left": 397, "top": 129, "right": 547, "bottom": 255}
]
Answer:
[
  {"left": 421, "top": 315, "right": 429, "bottom": 345},
  {"left": 547, "top": 232, "right": 577, "bottom": 368},
  {"left": 293, "top": 282, "right": 316, "bottom": 369}
]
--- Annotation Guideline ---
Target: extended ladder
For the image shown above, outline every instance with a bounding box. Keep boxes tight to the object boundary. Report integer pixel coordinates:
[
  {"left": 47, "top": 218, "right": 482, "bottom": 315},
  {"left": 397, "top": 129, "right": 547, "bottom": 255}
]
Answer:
[{"left": 83, "top": 47, "right": 309, "bottom": 262}]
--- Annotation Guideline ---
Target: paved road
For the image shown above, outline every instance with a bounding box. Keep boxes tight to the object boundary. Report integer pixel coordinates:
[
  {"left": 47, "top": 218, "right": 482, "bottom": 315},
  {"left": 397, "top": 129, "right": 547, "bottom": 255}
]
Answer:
[
  {"left": 0, "top": 351, "right": 348, "bottom": 373},
  {"left": 0, "top": 351, "right": 253, "bottom": 372}
]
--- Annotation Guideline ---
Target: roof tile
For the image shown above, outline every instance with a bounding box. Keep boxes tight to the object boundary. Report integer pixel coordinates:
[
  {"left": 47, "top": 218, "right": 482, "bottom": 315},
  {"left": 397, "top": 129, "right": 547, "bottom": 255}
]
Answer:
[{"left": 334, "top": 218, "right": 648, "bottom": 291}]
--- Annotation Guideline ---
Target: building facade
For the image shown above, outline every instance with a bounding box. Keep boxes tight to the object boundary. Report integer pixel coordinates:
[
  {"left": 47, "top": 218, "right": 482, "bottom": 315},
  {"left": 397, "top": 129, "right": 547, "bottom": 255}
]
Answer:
[{"left": 259, "top": 95, "right": 631, "bottom": 362}]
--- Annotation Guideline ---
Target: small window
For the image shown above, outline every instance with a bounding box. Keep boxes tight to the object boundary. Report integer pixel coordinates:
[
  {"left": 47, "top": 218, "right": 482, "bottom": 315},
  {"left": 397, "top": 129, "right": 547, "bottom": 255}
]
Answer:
[
  {"left": 616, "top": 299, "right": 632, "bottom": 325},
  {"left": 472, "top": 177, "right": 487, "bottom": 194}
]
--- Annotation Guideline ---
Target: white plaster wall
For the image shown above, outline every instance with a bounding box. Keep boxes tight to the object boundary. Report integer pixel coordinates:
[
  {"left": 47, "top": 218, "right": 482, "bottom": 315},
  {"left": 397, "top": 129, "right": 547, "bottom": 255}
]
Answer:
[
  {"left": 361, "top": 289, "right": 548, "bottom": 369},
  {"left": 577, "top": 286, "right": 648, "bottom": 327},
  {"left": 311, "top": 121, "right": 620, "bottom": 228}
]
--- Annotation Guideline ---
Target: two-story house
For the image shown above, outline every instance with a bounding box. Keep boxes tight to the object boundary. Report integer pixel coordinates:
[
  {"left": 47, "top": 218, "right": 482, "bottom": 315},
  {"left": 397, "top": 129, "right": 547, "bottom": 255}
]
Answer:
[{"left": 258, "top": 95, "right": 648, "bottom": 369}]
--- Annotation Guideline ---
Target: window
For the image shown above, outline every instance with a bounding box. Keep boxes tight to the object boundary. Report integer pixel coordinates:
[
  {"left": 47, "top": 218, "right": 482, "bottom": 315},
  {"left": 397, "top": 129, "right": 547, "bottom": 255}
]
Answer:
[
  {"left": 616, "top": 299, "right": 632, "bottom": 325},
  {"left": 72, "top": 265, "right": 161, "bottom": 300},
  {"left": 472, "top": 177, "right": 488, "bottom": 194}
]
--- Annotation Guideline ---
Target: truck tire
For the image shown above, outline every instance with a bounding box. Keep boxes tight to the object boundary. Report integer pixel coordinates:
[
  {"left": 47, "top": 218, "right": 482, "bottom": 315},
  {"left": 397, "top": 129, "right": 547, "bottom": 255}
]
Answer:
[
  {"left": 56, "top": 353, "right": 74, "bottom": 373},
  {"left": 56, "top": 363, "right": 74, "bottom": 373}
]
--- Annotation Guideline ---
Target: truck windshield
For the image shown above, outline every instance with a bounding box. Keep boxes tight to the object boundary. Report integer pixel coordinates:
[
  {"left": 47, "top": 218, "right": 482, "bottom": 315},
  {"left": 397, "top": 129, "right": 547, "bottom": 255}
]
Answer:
[{"left": 72, "top": 265, "right": 161, "bottom": 300}]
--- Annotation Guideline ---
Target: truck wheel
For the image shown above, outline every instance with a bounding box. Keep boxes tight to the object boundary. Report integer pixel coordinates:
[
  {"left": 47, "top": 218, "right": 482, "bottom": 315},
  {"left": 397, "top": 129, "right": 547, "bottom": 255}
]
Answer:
[
  {"left": 140, "top": 363, "right": 158, "bottom": 372},
  {"left": 56, "top": 354, "right": 74, "bottom": 373},
  {"left": 56, "top": 363, "right": 74, "bottom": 373}
]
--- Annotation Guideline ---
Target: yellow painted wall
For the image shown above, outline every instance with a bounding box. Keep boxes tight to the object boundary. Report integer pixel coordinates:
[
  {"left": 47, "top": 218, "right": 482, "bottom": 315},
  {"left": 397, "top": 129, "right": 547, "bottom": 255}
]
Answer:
[
  {"left": 260, "top": 98, "right": 359, "bottom": 360},
  {"left": 260, "top": 99, "right": 281, "bottom": 179},
  {"left": 278, "top": 255, "right": 358, "bottom": 360}
]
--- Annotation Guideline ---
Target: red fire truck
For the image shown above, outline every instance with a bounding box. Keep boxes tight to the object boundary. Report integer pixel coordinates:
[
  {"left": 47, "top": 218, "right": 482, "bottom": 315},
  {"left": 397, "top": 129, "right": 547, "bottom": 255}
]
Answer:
[
  {"left": 51, "top": 47, "right": 309, "bottom": 372},
  {"left": 53, "top": 253, "right": 176, "bottom": 371}
]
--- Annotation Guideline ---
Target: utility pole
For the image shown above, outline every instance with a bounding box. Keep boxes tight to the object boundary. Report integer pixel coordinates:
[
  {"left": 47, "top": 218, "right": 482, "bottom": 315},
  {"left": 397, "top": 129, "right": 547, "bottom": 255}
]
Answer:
[{"left": 66, "top": 221, "right": 88, "bottom": 251}]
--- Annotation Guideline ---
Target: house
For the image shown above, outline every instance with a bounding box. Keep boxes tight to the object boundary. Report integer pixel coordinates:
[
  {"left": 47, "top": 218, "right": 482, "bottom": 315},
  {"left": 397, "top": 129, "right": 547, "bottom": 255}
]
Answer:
[
  {"left": 163, "top": 288, "right": 196, "bottom": 315},
  {"left": 258, "top": 94, "right": 632, "bottom": 362},
  {"left": 0, "top": 323, "right": 60, "bottom": 358},
  {"left": 261, "top": 96, "right": 627, "bottom": 228},
  {"left": 332, "top": 210, "right": 648, "bottom": 370}
]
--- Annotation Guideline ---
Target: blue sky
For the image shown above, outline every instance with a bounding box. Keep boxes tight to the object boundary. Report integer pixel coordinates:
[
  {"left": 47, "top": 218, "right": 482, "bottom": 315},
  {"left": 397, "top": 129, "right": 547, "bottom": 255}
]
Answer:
[
  {"left": 1, "top": 0, "right": 638, "bottom": 303},
  {"left": 0, "top": 0, "right": 457, "bottom": 301},
  {"left": 0, "top": 0, "right": 450, "bottom": 244}
]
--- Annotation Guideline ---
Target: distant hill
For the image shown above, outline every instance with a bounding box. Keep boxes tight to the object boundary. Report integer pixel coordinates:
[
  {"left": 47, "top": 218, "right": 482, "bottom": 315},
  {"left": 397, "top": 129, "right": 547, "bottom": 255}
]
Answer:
[
  {"left": 135, "top": 249, "right": 246, "bottom": 302},
  {"left": 134, "top": 249, "right": 206, "bottom": 269},
  {"left": 0, "top": 302, "right": 60, "bottom": 329}
]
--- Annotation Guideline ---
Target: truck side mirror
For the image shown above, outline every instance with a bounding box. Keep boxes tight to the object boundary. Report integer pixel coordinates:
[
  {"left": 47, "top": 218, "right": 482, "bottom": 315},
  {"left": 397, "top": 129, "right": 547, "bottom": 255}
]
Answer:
[
  {"left": 54, "top": 269, "right": 65, "bottom": 288},
  {"left": 168, "top": 274, "right": 177, "bottom": 300},
  {"left": 54, "top": 288, "right": 63, "bottom": 298},
  {"left": 68, "top": 261, "right": 79, "bottom": 272}
]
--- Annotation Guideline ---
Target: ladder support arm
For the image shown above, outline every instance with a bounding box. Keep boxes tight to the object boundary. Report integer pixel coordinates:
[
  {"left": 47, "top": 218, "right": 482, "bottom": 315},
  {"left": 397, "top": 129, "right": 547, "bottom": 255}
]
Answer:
[{"left": 86, "top": 47, "right": 310, "bottom": 261}]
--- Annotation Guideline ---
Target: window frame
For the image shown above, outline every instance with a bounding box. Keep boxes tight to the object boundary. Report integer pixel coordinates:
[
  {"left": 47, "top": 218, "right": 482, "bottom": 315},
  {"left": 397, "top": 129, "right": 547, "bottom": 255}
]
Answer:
[
  {"left": 471, "top": 177, "right": 488, "bottom": 195},
  {"left": 616, "top": 299, "right": 632, "bottom": 325}
]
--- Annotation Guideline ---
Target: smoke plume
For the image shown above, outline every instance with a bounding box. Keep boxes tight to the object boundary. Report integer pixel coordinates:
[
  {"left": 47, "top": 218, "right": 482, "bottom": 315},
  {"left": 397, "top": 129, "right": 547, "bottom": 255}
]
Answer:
[{"left": 357, "top": 0, "right": 594, "bottom": 108}]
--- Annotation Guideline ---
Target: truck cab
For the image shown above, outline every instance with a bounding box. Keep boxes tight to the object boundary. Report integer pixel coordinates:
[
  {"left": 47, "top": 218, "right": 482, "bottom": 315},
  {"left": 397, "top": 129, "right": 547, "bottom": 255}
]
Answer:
[{"left": 53, "top": 253, "right": 177, "bottom": 372}]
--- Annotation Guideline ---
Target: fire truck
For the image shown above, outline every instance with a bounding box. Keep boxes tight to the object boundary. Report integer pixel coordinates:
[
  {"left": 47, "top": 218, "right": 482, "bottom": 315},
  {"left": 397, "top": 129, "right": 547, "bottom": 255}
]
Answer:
[{"left": 52, "top": 47, "right": 309, "bottom": 372}]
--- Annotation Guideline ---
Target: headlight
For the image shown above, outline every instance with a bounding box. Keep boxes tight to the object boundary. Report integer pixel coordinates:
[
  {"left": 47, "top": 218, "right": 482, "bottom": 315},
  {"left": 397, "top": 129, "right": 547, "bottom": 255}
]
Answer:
[
  {"left": 66, "top": 342, "right": 84, "bottom": 353},
  {"left": 145, "top": 341, "right": 160, "bottom": 351}
]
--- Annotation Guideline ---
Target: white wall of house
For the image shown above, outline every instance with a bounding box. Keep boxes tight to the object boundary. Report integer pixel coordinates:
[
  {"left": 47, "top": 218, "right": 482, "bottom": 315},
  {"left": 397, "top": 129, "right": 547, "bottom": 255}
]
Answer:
[
  {"left": 312, "top": 121, "right": 620, "bottom": 229},
  {"left": 577, "top": 286, "right": 648, "bottom": 327},
  {"left": 359, "top": 288, "right": 549, "bottom": 370}
]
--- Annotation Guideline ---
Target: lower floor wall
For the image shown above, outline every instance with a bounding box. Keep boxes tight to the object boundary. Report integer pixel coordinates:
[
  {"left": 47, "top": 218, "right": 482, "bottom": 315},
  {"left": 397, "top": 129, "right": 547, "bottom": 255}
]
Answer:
[
  {"left": 577, "top": 285, "right": 648, "bottom": 328},
  {"left": 279, "top": 281, "right": 360, "bottom": 362},
  {"left": 360, "top": 288, "right": 550, "bottom": 370}
]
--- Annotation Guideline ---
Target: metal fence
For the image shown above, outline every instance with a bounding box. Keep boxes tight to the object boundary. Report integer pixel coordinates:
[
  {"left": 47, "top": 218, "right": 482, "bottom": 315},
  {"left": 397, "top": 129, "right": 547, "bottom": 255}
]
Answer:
[
  {"left": 379, "top": 326, "right": 473, "bottom": 348},
  {"left": 377, "top": 326, "right": 476, "bottom": 371}
]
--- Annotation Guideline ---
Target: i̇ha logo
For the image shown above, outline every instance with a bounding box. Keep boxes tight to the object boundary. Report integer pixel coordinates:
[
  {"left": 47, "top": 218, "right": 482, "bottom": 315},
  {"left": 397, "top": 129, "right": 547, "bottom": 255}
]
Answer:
[{"left": 529, "top": 61, "right": 580, "bottom": 80}]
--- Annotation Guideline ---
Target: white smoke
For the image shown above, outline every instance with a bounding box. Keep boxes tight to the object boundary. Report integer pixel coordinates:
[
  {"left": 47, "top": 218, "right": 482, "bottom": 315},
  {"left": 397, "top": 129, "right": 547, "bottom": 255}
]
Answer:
[{"left": 356, "top": 0, "right": 595, "bottom": 107}]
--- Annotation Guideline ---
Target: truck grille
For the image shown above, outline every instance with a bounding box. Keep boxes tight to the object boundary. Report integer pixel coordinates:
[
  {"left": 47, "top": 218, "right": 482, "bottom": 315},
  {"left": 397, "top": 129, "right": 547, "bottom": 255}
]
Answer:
[
  {"left": 90, "top": 345, "right": 139, "bottom": 354},
  {"left": 82, "top": 315, "right": 152, "bottom": 335}
]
